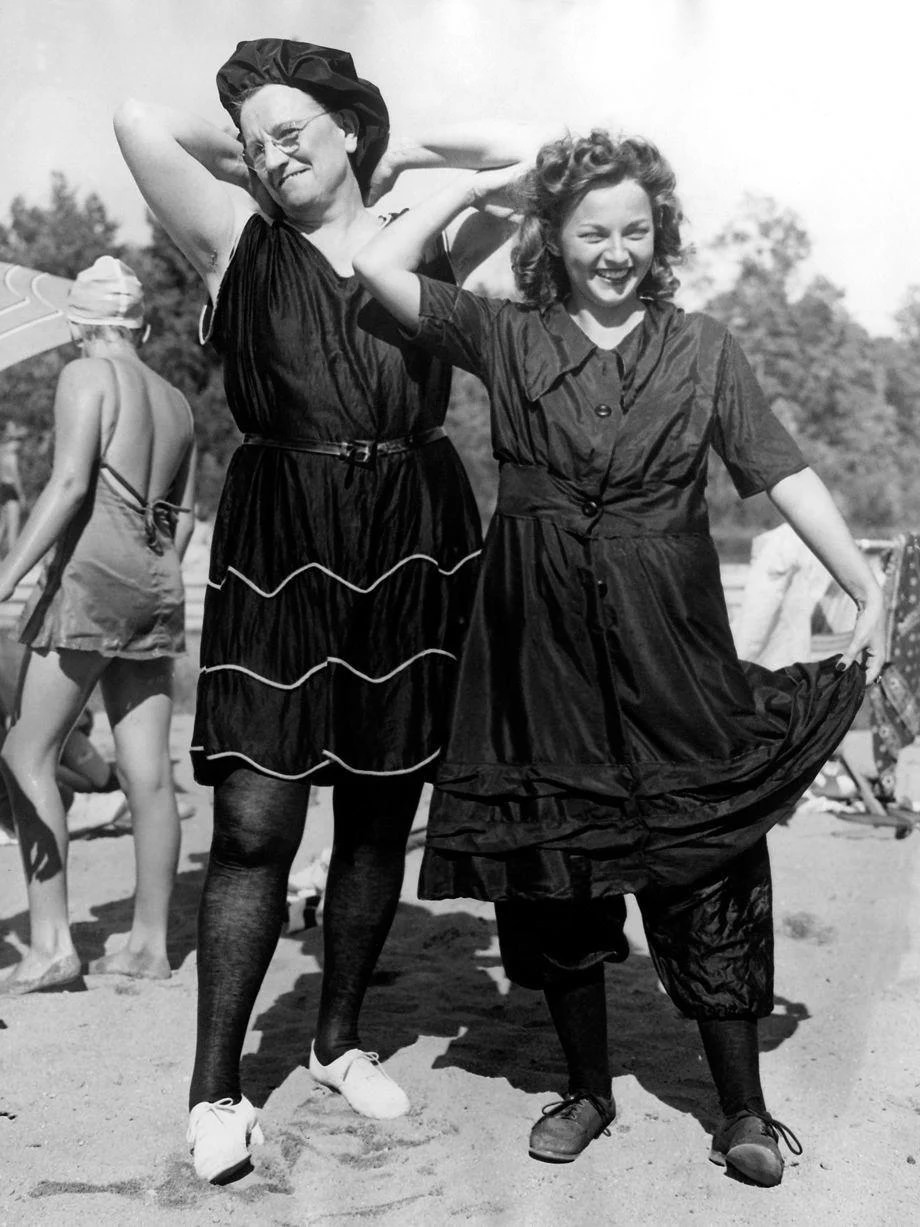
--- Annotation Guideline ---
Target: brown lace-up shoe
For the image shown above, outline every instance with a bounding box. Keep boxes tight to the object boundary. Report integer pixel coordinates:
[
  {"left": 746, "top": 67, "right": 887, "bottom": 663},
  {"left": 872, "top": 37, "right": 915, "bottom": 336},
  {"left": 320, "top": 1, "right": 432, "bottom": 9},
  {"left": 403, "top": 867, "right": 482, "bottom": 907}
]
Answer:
[
  {"left": 528, "top": 1090, "right": 616, "bottom": 1163},
  {"left": 709, "top": 1110, "right": 803, "bottom": 1187}
]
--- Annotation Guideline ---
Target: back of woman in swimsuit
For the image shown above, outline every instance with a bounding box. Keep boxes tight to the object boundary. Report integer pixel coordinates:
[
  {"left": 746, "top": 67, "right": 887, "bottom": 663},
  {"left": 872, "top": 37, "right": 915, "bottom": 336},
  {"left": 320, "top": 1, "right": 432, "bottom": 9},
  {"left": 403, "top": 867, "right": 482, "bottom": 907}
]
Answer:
[{"left": 0, "top": 255, "right": 196, "bottom": 994}]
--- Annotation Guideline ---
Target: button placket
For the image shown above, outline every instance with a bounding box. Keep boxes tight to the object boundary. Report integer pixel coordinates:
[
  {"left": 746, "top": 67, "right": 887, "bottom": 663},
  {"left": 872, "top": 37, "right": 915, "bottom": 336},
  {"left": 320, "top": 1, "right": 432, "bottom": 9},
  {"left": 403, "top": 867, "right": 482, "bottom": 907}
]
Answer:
[
  {"left": 594, "top": 351, "right": 629, "bottom": 500},
  {"left": 571, "top": 354, "right": 621, "bottom": 519},
  {"left": 594, "top": 354, "right": 623, "bottom": 492}
]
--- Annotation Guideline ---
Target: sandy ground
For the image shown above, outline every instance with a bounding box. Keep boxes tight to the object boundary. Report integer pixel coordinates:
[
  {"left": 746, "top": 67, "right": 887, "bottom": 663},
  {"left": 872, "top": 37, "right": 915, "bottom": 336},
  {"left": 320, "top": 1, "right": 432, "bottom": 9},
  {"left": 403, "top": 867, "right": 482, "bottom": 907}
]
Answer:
[{"left": 1, "top": 717, "right": 918, "bottom": 1226}]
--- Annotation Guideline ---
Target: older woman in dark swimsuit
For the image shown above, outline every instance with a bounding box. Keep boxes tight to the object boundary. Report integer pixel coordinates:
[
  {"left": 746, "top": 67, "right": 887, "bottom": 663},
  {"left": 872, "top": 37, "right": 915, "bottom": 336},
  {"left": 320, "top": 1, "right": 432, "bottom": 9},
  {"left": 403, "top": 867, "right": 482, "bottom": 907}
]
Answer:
[{"left": 115, "top": 38, "right": 536, "bottom": 1182}]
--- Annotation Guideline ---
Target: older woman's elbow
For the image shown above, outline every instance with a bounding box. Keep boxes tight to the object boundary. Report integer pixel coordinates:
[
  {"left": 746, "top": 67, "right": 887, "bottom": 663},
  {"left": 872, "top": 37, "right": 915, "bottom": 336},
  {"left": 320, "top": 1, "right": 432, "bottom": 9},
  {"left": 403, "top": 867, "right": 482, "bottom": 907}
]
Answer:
[
  {"left": 351, "top": 249, "right": 376, "bottom": 285},
  {"left": 113, "top": 98, "right": 152, "bottom": 140}
]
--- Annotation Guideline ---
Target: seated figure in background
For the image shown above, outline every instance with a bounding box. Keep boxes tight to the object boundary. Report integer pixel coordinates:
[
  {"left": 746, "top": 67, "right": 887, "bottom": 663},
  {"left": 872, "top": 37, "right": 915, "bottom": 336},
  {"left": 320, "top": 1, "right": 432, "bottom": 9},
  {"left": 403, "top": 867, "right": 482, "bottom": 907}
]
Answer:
[{"left": 734, "top": 521, "right": 855, "bottom": 668}]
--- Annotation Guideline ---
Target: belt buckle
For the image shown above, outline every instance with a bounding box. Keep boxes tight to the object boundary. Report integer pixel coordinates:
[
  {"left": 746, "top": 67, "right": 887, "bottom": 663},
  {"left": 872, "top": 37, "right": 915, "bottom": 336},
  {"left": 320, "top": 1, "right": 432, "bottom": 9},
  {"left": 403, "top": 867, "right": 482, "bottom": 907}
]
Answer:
[{"left": 346, "top": 440, "right": 377, "bottom": 468}]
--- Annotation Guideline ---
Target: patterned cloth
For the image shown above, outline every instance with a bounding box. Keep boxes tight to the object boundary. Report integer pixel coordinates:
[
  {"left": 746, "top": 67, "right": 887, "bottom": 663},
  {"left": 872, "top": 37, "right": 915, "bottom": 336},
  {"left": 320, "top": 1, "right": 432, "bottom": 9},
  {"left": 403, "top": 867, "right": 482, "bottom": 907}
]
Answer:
[{"left": 869, "top": 534, "right": 920, "bottom": 799}]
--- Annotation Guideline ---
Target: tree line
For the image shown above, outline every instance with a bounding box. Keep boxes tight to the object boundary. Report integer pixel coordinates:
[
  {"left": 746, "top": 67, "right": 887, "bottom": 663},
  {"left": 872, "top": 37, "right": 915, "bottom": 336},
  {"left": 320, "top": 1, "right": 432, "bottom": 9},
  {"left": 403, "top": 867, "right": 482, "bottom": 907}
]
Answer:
[{"left": 2, "top": 174, "right": 918, "bottom": 556}]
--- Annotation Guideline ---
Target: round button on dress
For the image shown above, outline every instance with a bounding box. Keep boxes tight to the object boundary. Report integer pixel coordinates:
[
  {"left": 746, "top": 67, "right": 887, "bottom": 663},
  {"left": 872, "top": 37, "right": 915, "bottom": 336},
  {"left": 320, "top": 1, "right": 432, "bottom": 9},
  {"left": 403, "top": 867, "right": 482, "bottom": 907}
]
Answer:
[
  {"left": 595, "top": 403, "right": 613, "bottom": 418},
  {"left": 410, "top": 284, "right": 866, "bottom": 905},
  {"left": 581, "top": 499, "right": 600, "bottom": 517}
]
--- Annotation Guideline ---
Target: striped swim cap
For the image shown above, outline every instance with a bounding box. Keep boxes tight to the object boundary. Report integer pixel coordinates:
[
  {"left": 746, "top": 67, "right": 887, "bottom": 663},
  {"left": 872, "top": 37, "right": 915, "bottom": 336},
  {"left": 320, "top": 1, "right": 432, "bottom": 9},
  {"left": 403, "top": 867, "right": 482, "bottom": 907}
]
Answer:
[{"left": 67, "top": 256, "right": 145, "bottom": 328}]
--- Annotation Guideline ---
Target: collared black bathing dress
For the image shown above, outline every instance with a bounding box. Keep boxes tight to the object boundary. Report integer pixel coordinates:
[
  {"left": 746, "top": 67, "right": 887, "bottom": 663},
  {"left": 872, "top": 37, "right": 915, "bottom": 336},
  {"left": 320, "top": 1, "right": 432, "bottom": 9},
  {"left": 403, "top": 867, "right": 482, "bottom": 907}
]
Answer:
[
  {"left": 191, "top": 215, "right": 481, "bottom": 784},
  {"left": 411, "top": 280, "right": 865, "bottom": 903}
]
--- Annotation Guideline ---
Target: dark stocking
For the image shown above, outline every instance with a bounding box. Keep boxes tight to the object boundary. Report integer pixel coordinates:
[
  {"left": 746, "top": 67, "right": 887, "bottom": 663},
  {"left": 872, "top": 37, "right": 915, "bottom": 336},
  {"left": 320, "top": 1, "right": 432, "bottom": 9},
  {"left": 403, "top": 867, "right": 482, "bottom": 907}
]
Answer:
[
  {"left": 543, "top": 964, "right": 611, "bottom": 1099},
  {"left": 189, "top": 767, "right": 309, "bottom": 1108},
  {"left": 312, "top": 771, "right": 424, "bottom": 1065},
  {"left": 697, "top": 1017, "right": 767, "bottom": 1118}
]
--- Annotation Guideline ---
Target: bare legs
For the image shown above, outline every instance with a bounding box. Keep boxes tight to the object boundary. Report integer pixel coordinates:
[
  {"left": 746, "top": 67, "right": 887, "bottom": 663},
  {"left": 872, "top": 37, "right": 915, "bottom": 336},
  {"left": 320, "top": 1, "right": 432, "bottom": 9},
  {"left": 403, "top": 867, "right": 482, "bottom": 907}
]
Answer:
[
  {"left": 0, "top": 648, "right": 180, "bottom": 991},
  {"left": 89, "top": 657, "right": 179, "bottom": 979},
  {"left": 189, "top": 767, "right": 424, "bottom": 1107},
  {"left": 0, "top": 498, "right": 21, "bottom": 554},
  {"left": 0, "top": 648, "right": 103, "bottom": 989},
  {"left": 58, "top": 724, "right": 115, "bottom": 793}
]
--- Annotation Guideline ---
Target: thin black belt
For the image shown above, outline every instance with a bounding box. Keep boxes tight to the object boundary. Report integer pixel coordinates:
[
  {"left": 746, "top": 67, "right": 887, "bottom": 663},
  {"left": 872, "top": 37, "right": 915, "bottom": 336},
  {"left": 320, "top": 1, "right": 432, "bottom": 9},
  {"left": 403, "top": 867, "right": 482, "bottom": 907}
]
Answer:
[{"left": 242, "top": 426, "right": 445, "bottom": 468}]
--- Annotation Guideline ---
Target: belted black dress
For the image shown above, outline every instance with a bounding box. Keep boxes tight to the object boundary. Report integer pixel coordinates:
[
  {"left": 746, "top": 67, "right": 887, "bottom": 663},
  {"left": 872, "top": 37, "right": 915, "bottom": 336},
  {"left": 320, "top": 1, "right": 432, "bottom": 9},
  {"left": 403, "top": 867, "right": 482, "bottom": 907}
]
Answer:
[
  {"left": 410, "top": 279, "right": 865, "bottom": 900},
  {"left": 191, "top": 215, "right": 481, "bottom": 785}
]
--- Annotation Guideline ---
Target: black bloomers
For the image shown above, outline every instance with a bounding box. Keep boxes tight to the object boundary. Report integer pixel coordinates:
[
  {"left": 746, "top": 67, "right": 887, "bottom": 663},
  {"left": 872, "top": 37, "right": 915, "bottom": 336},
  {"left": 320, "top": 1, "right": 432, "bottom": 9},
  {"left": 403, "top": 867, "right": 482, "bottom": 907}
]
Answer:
[{"left": 495, "top": 834, "right": 775, "bottom": 1020}]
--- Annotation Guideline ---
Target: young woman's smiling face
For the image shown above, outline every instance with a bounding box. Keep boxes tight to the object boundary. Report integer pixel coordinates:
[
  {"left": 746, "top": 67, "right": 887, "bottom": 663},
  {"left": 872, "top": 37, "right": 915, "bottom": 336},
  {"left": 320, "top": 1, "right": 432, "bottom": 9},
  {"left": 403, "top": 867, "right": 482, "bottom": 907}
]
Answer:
[
  {"left": 558, "top": 179, "right": 655, "bottom": 324},
  {"left": 239, "top": 84, "right": 357, "bottom": 216}
]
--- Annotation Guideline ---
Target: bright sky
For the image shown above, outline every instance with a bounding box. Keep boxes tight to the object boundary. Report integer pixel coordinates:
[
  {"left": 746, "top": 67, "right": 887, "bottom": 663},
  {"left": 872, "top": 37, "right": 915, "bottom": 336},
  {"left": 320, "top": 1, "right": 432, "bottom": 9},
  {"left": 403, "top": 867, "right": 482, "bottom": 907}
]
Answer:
[{"left": 1, "top": 0, "right": 917, "bottom": 335}]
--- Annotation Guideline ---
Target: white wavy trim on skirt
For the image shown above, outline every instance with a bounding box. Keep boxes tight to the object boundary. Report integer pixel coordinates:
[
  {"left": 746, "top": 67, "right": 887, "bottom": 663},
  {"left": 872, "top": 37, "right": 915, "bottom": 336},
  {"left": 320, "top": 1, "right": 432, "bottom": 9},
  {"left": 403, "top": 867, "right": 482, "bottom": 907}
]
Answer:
[
  {"left": 200, "top": 647, "right": 457, "bottom": 690},
  {"left": 189, "top": 743, "right": 441, "bottom": 781},
  {"left": 206, "top": 549, "right": 482, "bottom": 598}
]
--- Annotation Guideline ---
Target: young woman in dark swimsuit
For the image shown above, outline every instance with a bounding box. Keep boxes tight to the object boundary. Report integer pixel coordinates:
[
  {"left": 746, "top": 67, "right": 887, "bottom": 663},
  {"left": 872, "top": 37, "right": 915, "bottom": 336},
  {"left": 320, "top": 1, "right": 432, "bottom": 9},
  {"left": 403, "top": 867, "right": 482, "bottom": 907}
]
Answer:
[{"left": 0, "top": 255, "right": 196, "bottom": 996}]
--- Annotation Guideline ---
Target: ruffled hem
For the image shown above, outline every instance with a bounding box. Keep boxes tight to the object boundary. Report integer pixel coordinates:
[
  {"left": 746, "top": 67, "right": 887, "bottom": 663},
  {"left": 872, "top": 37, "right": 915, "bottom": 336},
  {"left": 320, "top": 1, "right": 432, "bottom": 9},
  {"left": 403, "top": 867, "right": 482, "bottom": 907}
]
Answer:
[
  {"left": 20, "top": 600, "right": 186, "bottom": 659},
  {"left": 419, "top": 659, "right": 865, "bottom": 895},
  {"left": 420, "top": 791, "right": 793, "bottom": 901},
  {"left": 429, "top": 658, "right": 864, "bottom": 852},
  {"left": 27, "top": 641, "right": 185, "bottom": 660}
]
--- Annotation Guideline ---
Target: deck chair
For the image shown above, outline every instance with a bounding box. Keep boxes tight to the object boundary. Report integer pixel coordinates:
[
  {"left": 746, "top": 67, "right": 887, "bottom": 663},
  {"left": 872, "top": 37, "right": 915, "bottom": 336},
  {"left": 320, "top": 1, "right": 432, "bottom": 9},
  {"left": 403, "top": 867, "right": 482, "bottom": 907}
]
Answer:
[{"left": 836, "top": 534, "right": 920, "bottom": 837}]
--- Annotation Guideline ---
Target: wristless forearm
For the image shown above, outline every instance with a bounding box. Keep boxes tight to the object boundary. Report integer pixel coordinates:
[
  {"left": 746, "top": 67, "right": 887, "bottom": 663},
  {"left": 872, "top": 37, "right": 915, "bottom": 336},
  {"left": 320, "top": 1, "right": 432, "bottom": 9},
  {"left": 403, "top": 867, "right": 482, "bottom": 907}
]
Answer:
[
  {"left": 390, "top": 123, "right": 543, "bottom": 174},
  {"left": 175, "top": 124, "right": 247, "bottom": 188},
  {"left": 364, "top": 173, "right": 478, "bottom": 271}
]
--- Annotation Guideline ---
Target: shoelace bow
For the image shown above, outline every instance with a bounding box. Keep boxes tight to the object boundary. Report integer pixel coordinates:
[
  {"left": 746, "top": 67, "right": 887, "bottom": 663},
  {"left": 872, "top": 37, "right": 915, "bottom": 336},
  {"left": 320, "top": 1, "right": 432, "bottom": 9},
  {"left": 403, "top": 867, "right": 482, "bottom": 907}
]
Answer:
[
  {"left": 198, "top": 1097, "right": 242, "bottom": 1125},
  {"left": 542, "top": 1091, "right": 614, "bottom": 1135},
  {"left": 731, "top": 1110, "right": 803, "bottom": 1156},
  {"left": 344, "top": 1051, "right": 394, "bottom": 1079}
]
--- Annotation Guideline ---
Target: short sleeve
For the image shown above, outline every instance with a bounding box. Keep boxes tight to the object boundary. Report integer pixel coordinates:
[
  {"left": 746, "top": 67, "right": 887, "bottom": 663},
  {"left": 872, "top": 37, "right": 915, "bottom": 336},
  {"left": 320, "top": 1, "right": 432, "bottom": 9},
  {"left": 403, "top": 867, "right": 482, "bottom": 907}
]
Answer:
[
  {"left": 410, "top": 275, "right": 504, "bottom": 383},
  {"left": 711, "top": 333, "right": 808, "bottom": 498}
]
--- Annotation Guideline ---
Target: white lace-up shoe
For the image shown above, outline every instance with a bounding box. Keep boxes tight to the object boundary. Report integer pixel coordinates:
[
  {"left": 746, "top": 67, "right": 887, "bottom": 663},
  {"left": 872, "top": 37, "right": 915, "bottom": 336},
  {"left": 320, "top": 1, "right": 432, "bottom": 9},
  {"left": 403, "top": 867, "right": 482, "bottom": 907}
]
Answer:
[
  {"left": 187, "top": 1095, "right": 264, "bottom": 1183},
  {"left": 308, "top": 1042, "right": 410, "bottom": 1119}
]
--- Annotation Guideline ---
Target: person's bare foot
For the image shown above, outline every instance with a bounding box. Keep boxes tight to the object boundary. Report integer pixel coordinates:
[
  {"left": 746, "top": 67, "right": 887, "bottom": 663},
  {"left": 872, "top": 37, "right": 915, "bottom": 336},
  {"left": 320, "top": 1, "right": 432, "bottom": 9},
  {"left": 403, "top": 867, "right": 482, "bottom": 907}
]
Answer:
[
  {"left": 0, "top": 951, "right": 82, "bottom": 996},
  {"left": 87, "top": 949, "right": 171, "bottom": 980}
]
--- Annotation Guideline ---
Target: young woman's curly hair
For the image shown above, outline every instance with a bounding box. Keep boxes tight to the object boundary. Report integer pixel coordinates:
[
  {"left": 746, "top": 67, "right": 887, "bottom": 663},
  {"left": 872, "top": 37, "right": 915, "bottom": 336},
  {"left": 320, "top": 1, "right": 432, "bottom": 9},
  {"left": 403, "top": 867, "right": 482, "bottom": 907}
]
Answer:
[{"left": 511, "top": 130, "right": 684, "bottom": 308}]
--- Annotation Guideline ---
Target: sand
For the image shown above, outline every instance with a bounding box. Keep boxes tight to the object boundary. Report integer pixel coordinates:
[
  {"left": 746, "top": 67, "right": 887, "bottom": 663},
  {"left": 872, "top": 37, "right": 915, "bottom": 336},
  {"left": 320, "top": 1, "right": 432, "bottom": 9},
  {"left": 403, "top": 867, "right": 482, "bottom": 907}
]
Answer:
[{"left": 1, "top": 717, "right": 917, "bottom": 1226}]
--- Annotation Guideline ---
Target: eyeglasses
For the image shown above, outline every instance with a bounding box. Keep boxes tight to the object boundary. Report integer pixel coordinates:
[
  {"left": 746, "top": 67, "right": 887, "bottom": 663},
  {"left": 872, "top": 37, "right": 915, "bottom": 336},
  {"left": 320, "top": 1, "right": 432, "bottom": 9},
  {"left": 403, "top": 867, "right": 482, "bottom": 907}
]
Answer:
[{"left": 242, "top": 111, "right": 330, "bottom": 172}]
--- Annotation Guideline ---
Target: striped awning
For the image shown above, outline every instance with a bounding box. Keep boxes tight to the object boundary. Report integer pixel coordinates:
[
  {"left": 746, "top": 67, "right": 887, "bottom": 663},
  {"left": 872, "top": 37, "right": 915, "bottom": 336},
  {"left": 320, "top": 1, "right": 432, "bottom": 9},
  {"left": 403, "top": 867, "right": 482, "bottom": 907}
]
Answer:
[{"left": 0, "top": 261, "right": 73, "bottom": 372}]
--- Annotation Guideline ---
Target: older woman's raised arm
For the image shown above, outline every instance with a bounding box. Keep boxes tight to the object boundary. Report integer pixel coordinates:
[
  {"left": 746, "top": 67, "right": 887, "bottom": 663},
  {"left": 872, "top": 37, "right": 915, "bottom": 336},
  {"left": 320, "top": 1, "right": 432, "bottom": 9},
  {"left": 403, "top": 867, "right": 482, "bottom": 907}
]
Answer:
[{"left": 114, "top": 100, "right": 257, "bottom": 296}]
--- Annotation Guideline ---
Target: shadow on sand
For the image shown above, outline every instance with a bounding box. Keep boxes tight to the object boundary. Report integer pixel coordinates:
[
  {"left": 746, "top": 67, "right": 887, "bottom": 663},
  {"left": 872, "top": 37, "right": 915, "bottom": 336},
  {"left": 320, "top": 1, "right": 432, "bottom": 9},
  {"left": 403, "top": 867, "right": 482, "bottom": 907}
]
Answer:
[
  {"left": 0, "top": 847, "right": 209, "bottom": 975},
  {"left": 242, "top": 897, "right": 809, "bottom": 1135}
]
